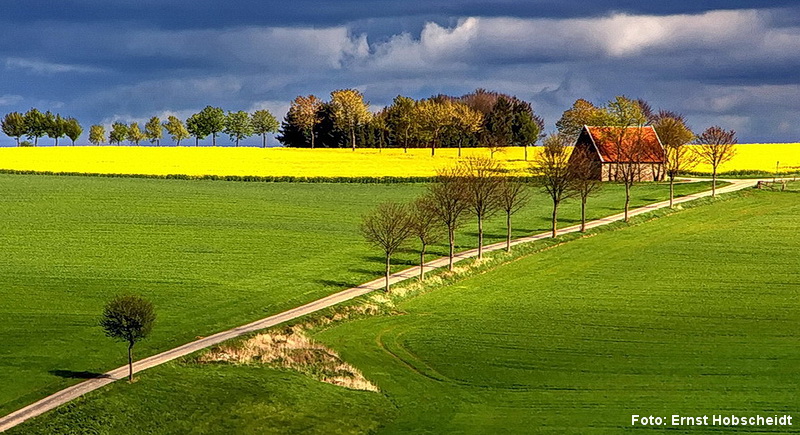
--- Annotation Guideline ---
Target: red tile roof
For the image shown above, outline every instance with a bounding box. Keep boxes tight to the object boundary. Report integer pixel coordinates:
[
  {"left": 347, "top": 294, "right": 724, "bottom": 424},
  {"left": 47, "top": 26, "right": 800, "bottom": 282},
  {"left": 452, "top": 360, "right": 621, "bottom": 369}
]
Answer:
[{"left": 584, "top": 126, "right": 666, "bottom": 163}]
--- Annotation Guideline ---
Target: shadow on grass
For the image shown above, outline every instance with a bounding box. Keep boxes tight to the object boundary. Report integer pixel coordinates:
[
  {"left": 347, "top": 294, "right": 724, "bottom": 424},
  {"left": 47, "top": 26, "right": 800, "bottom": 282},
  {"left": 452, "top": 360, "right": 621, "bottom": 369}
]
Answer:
[
  {"left": 315, "top": 279, "right": 359, "bottom": 288},
  {"left": 50, "top": 370, "right": 110, "bottom": 379}
]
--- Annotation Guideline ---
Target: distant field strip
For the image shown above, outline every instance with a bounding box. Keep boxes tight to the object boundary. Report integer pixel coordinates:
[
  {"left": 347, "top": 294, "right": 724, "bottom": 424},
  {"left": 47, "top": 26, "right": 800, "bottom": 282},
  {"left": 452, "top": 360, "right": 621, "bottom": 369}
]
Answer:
[{"left": 0, "top": 144, "right": 797, "bottom": 178}]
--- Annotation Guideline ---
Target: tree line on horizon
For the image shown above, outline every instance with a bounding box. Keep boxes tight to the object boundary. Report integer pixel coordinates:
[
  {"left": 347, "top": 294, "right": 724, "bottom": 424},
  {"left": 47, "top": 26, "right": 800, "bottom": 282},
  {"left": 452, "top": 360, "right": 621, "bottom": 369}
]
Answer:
[
  {"left": 1, "top": 91, "right": 736, "bottom": 181},
  {"left": 1, "top": 107, "right": 280, "bottom": 148},
  {"left": 0, "top": 109, "right": 83, "bottom": 146},
  {"left": 277, "top": 88, "right": 544, "bottom": 158}
]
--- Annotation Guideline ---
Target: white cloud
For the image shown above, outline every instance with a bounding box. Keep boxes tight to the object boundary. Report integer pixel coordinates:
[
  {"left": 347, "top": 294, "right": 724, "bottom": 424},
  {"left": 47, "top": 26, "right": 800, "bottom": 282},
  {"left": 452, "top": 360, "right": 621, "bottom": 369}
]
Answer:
[
  {"left": 363, "top": 9, "right": 793, "bottom": 70},
  {"left": 247, "top": 100, "right": 290, "bottom": 119},
  {"left": 5, "top": 57, "right": 105, "bottom": 74},
  {"left": 123, "top": 25, "right": 369, "bottom": 70},
  {"left": 0, "top": 95, "right": 23, "bottom": 106}
]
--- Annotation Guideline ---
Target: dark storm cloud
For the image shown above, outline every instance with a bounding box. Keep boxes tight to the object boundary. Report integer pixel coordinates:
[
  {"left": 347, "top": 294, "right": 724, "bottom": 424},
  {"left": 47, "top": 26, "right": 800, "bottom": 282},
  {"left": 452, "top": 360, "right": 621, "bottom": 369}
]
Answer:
[{"left": 0, "top": 1, "right": 799, "bottom": 144}]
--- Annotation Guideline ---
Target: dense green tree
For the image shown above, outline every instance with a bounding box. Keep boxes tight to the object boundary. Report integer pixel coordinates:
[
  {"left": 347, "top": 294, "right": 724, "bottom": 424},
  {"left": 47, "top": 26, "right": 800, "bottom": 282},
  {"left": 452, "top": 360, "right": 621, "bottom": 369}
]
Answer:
[
  {"left": 385, "top": 95, "right": 418, "bottom": 153},
  {"left": 127, "top": 122, "right": 145, "bottom": 145},
  {"left": 24, "top": 108, "right": 48, "bottom": 146},
  {"left": 2, "top": 112, "right": 27, "bottom": 146},
  {"left": 511, "top": 100, "right": 543, "bottom": 160},
  {"left": 99, "top": 294, "right": 156, "bottom": 382},
  {"left": 185, "top": 113, "right": 206, "bottom": 146},
  {"left": 199, "top": 106, "right": 226, "bottom": 146},
  {"left": 109, "top": 122, "right": 129, "bottom": 145},
  {"left": 330, "top": 89, "right": 372, "bottom": 151},
  {"left": 416, "top": 99, "right": 453, "bottom": 156},
  {"left": 223, "top": 110, "right": 254, "bottom": 146},
  {"left": 64, "top": 117, "right": 82, "bottom": 146},
  {"left": 145, "top": 116, "right": 163, "bottom": 146},
  {"left": 448, "top": 102, "right": 483, "bottom": 157},
  {"left": 89, "top": 124, "right": 106, "bottom": 145},
  {"left": 555, "top": 99, "right": 612, "bottom": 142},
  {"left": 484, "top": 96, "right": 515, "bottom": 158},
  {"left": 251, "top": 109, "right": 279, "bottom": 148},
  {"left": 45, "top": 113, "right": 69, "bottom": 146},
  {"left": 163, "top": 116, "right": 190, "bottom": 146}
]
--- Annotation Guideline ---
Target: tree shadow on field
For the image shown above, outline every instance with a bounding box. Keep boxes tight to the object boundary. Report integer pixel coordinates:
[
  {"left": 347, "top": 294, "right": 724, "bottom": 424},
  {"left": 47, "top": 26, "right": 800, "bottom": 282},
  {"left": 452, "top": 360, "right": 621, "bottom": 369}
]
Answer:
[
  {"left": 315, "top": 279, "right": 359, "bottom": 289},
  {"left": 50, "top": 370, "right": 110, "bottom": 379}
]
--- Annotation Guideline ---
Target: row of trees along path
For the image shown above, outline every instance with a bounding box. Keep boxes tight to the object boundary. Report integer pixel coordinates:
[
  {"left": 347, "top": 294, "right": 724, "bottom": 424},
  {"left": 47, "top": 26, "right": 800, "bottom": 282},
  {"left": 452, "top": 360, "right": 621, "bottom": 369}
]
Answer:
[{"left": 0, "top": 175, "right": 758, "bottom": 433}]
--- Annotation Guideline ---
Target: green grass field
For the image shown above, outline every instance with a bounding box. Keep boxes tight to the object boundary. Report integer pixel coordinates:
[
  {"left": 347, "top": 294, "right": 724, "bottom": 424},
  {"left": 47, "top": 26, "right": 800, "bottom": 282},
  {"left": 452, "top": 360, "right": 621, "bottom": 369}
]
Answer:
[
  {"left": 8, "top": 187, "right": 798, "bottom": 433},
  {"left": 0, "top": 175, "right": 713, "bottom": 417}
]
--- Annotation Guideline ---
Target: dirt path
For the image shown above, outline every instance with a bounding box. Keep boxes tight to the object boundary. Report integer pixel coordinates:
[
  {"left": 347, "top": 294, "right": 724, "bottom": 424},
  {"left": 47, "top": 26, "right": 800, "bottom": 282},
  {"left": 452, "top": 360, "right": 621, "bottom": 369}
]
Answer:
[{"left": 0, "top": 178, "right": 756, "bottom": 432}]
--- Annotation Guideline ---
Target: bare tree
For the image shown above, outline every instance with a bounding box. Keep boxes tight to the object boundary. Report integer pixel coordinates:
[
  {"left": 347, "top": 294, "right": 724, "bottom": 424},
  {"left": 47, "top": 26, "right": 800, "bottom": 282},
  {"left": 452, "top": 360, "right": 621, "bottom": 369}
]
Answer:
[
  {"left": 606, "top": 96, "right": 649, "bottom": 222},
  {"left": 409, "top": 196, "right": 444, "bottom": 281},
  {"left": 497, "top": 178, "right": 530, "bottom": 251},
  {"left": 652, "top": 112, "right": 697, "bottom": 207},
  {"left": 568, "top": 148, "right": 603, "bottom": 232},
  {"left": 463, "top": 156, "right": 504, "bottom": 259},
  {"left": 428, "top": 165, "right": 471, "bottom": 271},
  {"left": 531, "top": 134, "right": 576, "bottom": 237},
  {"left": 360, "top": 202, "right": 413, "bottom": 292},
  {"left": 695, "top": 126, "right": 737, "bottom": 197}
]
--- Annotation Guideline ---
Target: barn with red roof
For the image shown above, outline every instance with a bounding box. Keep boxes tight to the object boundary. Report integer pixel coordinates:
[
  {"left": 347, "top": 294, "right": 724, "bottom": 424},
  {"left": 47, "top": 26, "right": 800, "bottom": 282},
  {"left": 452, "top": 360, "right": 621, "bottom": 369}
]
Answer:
[{"left": 570, "top": 125, "right": 667, "bottom": 181}]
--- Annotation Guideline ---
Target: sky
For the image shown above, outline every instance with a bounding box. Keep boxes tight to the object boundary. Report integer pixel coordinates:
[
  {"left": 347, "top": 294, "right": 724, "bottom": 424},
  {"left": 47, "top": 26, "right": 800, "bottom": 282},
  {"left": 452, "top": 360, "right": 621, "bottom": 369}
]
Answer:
[{"left": 1, "top": 0, "right": 799, "bottom": 145}]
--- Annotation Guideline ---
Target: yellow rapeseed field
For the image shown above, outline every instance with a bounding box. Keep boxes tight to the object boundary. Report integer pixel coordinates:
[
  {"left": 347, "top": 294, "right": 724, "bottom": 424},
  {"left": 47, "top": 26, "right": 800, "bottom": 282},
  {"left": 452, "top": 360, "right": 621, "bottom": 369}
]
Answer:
[{"left": 0, "top": 144, "right": 797, "bottom": 178}]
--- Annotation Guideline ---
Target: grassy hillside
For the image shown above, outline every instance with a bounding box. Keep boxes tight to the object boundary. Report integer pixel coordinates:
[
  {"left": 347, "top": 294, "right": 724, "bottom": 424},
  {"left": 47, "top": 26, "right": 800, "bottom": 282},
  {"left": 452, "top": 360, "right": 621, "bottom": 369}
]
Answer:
[
  {"left": 10, "top": 187, "right": 798, "bottom": 433},
  {"left": 0, "top": 175, "right": 711, "bottom": 416},
  {"left": 0, "top": 143, "right": 797, "bottom": 178}
]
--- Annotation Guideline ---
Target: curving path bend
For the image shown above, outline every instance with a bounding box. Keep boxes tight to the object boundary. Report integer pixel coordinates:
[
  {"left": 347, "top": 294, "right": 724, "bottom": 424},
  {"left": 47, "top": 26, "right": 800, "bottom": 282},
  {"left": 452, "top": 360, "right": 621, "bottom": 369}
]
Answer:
[{"left": 0, "top": 178, "right": 758, "bottom": 432}]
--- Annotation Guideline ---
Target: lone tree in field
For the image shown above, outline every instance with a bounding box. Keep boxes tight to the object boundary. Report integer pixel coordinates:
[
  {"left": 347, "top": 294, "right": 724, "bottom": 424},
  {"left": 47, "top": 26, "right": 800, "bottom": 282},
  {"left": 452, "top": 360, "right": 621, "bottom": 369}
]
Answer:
[
  {"left": 163, "top": 116, "right": 190, "bottom": 146},
  {"left": 89, "top": 124, "right": 106, "bottom": 146},
  {"left": 429, "top": 164, "right": 471, "bottom": 271},
  {"left": 361, "top": 202, "right": 413, "bottom": 292},
  {"left": 2, "top": 112, "right": 27, "bottom": 146},
  {"left": 652, "top": 111, "right": 697, "bottom": 207},
  {"left": 330, "top": 89, "right": 372, "bottom": 151},
  {"left": 409, "top": 196, "right": 444, "bottom": 281},
  {"left": 223, "top": 110, "right": 254, "bottom": 147},
  {"left": 463, "top": 156, "right": 503, "bottom": 259},
  {"left": 145, "top": 116, "right": 163, "bottom": 146},
  {"left": 100, "top": 294, "right": 156, "bottom": 382},
  {"left": 695, "top": 126, "right": 737, "bottom": 197},
  {"left": 531, "top": 134, "right": 575, "bottom": 237},
  {"left": 251, "top": 109, "right": 279, "bottom": 148},
  {"left": 497, "top": 177, "right": 530, "bottom": 251},
  {"left": 568, "top": 147, "right": 603, "bottom": 232}
]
